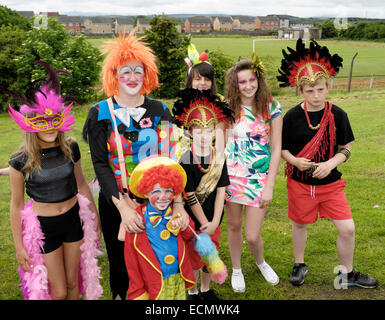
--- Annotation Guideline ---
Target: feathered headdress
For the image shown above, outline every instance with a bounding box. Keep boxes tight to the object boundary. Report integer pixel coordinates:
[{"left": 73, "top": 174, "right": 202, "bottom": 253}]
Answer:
[
  {"left": 172, "top": 88, "right": 233, "bottom": 129},
  {"left": 184, "top": 43, "right": 210, "bottom": 73},
  {"left": 7, "top": 61, "right": 75, "bottom": 132},
  {"left": 277, "top": 38, "right": 343, "bottom": 87},
  {"left": 251, "top": 52, "right": 266, "bottom": 78},
  {"left": 101, "top": 29, "right": 158, "bottom": 96}
]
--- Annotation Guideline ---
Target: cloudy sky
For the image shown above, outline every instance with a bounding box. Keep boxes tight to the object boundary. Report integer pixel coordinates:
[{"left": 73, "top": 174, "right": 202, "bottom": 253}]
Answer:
[{"left": 3, "top": 0, "right": 385, "bottom": 18}]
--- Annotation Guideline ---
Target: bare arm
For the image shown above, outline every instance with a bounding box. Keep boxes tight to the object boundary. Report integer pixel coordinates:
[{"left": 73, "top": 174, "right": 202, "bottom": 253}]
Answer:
[
  {"left": 312, "top": 143, "right": 351, "bottom": 179},
  {"left": 73, "top": 159, "right": 101, "bottom": 240},
  {"left": 9, "top": 167, "right": 32, "bottom": 272},
  {"left": 200, "top": 187, "right": 226, "bottom": 235},
  {"left": 261, "top": 114, "right": 282, "bottom": 208}
]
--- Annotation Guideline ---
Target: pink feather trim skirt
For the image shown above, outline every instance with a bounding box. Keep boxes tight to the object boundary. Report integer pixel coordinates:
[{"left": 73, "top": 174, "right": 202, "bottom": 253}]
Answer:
[{"left": 17, "top": 193, "right": 103, "bottom": 300}]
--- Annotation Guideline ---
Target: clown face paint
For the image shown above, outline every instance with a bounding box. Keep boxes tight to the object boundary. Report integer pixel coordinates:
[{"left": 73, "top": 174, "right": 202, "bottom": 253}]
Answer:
[
  {"left": 117, "top": 62, "right": 144, "bottom": 96},
  {"left": 147, "top": 183, "right": 174, "bottom": 211}
]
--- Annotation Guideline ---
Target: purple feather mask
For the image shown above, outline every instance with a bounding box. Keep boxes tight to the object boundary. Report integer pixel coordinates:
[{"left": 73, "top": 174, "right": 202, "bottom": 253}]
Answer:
[{"left": 7, "top": 61, "right": 75, "bottom": 132}]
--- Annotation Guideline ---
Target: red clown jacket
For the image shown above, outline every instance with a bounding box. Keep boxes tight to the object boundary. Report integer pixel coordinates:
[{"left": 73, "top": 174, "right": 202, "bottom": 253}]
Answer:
[{"left": 124, "top": 204, "right": 196, "bottom": 300}]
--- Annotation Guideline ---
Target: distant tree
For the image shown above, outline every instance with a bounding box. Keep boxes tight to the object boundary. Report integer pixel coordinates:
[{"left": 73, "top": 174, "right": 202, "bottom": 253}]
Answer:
[
  {"left": 0, "top": 26, "right": 27, "bottom": 112},
  {"left": 0, "top": 5, "right": 31, "bottom": 30},
  {"left": 319, "top": 19, "right": 338, "bottom": 38},
  {"left": 5, "top": 17, "right": 101, "bottom": 106},
  {"left": 143, "top": 14, "right": 189, "bottom": 99},
  {"left": 207, "top": 49, "right": 234, "bottom": 95}
]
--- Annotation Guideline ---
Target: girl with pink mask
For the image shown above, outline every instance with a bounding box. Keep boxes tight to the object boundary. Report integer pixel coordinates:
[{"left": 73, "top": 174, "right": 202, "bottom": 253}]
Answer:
[
  {"left": 224, "top": 56, "right": 283, "bottom": 292},
  {"left": 7, "top": 61, "right": 102, "bottom": 300}
]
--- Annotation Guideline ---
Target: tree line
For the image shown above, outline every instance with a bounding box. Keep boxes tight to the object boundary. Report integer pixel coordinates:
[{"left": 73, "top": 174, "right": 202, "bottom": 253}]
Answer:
[
  {"left": 0, "top": 6, "right": 234, "bottom": 112},
  {"left": 319, "top": 19, "right": 385, "bottom": 40}
]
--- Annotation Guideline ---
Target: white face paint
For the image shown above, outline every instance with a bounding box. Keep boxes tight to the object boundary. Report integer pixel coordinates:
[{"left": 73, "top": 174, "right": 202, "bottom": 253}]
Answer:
[{"left": 117, "top": 62, "right": 144, "bottom": 96}]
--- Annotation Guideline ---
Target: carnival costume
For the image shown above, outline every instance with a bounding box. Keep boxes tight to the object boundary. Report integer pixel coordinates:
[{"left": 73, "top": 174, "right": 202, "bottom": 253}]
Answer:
[
  {"left": 277, "top": 39, "right": 350, "bottom": 183},
  {"left": 82, "top": 31, "right": 175, "bottom": 299},
  {"left": 225, "top": 54, "right": 283, "bottom": 207},
  {"left": 123, "top": 156, "right": 195, "bottom": 300},
  {"left": 8, "top": 61, "right": 102, "bottom": 300},
  {"left": 278, "top": 39, "right": 355, "bottom": 223},
  {"left": 175, "top": 44, "right": 216, "bottom": 162},
  {"left": 173, "top": 88, "right": 231, "bottom": 281}
]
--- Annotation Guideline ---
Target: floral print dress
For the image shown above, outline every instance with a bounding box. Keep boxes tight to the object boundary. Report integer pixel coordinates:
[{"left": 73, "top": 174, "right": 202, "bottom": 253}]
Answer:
[{"left": 225, "top": 100, "right": 282, "bottom": 207}]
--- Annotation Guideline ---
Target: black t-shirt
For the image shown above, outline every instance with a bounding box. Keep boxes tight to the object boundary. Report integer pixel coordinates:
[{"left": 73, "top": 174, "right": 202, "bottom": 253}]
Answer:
[
  {"left": 282, "top": 103, "right": 354, "bottom": 185},
  {"left": 9, "top": 141, "right": 81, "bottom": 202},
  {"left": 179, "top": 150, "right": 230, "bottom": 229}
]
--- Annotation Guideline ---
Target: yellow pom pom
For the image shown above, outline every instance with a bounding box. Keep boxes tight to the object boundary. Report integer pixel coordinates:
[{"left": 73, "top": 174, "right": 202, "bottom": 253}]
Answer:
[{"left": 207, "top": 260, "right": 225, "bottom": 274}]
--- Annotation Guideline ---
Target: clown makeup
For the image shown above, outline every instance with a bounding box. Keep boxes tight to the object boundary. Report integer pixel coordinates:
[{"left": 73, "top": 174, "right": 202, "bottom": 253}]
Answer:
[
  {"left": 148, "top": 183, "right": 174, "bottom": 211},
  {"left": 117, "top": 62, "right": 144, "bottom": 96}
]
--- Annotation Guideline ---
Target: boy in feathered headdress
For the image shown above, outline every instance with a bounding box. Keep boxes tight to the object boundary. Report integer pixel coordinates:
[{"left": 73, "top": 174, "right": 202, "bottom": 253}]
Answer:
[
  {"left": 123, "top": 156, "right": 195, "bottom": 300},
  {"left": 173, "top": 88, "right": 233, "bottom": 300},
  {"left": 278, "top": 39, "right": 378, "bottom": 289}
]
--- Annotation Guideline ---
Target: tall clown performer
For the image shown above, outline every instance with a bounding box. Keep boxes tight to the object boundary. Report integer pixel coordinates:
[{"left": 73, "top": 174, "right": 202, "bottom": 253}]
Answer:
[
  {"left": 82, "top": 30, "right": 189, "bottom": 300},
  {"left": 7, "top": 61, "right": 103, "bottom": 300},
  {"left": 278, "top": 39, "right": 378, "bottom": 289},
  {"left": 173, "top": 88, "right": 232, "bottom": 299},
  {"left": 123, "top": 156, "right": 195, "bottom": 300}
]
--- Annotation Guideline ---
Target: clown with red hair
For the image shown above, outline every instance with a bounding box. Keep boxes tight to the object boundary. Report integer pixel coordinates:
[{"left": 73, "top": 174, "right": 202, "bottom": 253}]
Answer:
[
  {"left": 82, "top": 30, "right": 189, "bottom": 299},
  {"left": 123, "top": 156, "right": 195, "bottom": 300}
]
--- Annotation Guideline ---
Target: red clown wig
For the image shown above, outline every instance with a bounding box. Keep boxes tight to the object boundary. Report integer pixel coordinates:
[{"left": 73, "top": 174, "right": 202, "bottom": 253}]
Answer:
[
  {"left": 101, "top": 29, "right": 159, "bottom": 96},
  {"left": 136, "top": 165, "right": 185, "bottom": 197}
]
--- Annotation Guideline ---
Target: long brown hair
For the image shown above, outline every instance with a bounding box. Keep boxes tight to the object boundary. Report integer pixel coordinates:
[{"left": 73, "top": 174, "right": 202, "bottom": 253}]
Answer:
[
  {"left": 16, "top": 131, "right": 74, "bottom": 180},
  {"left": 225, "top": 59, "right": 272, "bottom": 120}
]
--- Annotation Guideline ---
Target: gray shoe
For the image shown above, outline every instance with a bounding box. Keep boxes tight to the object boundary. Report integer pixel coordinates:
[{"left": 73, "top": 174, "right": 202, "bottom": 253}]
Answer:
[{"left": 290, "top": 263, "right": 308, "bottom": 286}]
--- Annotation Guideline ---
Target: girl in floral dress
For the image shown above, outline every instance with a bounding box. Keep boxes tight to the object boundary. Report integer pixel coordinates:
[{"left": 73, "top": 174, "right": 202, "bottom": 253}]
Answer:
[{"left": 224, "top": 56, "right": 283, "bottom": 292}]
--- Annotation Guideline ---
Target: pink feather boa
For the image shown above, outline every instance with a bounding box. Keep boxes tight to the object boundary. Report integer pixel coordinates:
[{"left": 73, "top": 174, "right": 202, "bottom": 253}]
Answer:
[{"left": 18, "top": 194, "right": 103, "bottom": 300}]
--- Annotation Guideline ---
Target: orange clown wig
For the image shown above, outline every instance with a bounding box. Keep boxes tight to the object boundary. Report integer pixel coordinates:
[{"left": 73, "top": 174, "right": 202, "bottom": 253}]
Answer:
[{"left": 101, "top": 29, "right": 159, "bottom": 96}]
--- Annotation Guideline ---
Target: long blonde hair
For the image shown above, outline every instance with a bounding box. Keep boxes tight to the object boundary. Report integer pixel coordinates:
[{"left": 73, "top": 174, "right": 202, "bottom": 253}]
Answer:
[
  {"left": 17, "top": 131, "right": 74, "bottom": 180},
  {"left": 225, "top": 59, "right": 272, "bottom": 120}
]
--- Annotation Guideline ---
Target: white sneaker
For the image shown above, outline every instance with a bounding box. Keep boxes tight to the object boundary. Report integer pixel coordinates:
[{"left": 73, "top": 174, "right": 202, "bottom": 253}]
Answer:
[
  {"left": 231, "top": 269, "right": 246, "bottom": 292},
  {"left": 257, "top": 261, "right": 279, "bottom": 285}
]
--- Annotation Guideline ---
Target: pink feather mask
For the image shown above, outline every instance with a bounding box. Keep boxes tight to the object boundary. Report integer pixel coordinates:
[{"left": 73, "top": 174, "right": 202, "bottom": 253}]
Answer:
[{"left": 7, "top": 61, "right": 75, "bottom": 132}]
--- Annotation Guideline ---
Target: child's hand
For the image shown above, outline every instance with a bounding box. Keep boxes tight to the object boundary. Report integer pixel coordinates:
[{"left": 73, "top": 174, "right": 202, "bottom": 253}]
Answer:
[
  {"left": 171, "top": 214, "right": 184, "bottom": 230},
  {"left": 294, "top": 157, "right": 314, "bottom": 172},
  {"left": 200, "top": 221, "right": 217, "bottom": 236}
]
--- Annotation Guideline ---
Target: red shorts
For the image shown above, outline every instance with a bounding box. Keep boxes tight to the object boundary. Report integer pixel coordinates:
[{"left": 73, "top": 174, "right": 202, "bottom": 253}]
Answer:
[
  {"left": 186, "top": 226, "right": 221, "bottom": 271},
  {"left": 287, "top": 178, "right": 352, "bottom": 225}
]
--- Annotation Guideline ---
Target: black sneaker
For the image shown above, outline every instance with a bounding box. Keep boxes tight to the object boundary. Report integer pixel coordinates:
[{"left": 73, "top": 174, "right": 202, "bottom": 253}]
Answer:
[
  {"left": 187, "top": 292, "right": 201, "bottom": 300},
  {"left": 338, "top": 269, "right": 378, "bottom": 289},
  {"left": 200, "top": 289, "right": 220, "bottom": 300},
  {"left": 290, "top": 263, "right": 308, "bottom": 286}
]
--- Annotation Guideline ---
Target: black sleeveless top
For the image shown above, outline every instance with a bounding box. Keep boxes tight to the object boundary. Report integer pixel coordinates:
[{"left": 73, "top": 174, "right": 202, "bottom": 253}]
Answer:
[{"left": 9, "top": 141, "right": 81, "bottom": 203}]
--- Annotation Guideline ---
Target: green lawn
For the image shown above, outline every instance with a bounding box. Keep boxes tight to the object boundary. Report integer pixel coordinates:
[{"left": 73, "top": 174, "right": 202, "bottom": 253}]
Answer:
[
  {"left": 1, "top": 87, "right": 385, "bottom": 300},
  {"left": 88, "top": 36, "right": 385, "bottom": 78}
]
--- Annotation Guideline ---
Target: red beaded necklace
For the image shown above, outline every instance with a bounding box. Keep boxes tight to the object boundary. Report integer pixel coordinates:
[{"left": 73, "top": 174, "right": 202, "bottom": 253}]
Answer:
[
  {"left": 303, "top": 101, "right": 327, "bottom": 130},
  {"left": 191, "top": 144, "right": 212, "bottom": 173}
]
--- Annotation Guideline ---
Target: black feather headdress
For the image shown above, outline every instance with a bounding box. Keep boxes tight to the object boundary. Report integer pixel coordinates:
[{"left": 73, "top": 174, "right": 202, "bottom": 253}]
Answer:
[{"left": 277, "top": 38, "right": 343, "bottom": 87}]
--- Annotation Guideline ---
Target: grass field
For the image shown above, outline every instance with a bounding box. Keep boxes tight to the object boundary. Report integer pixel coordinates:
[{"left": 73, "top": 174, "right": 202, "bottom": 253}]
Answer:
[
  {"left": 1, "top": 87, "right": 385, "bottom": 300},
  {"left": 89, "top": 36, "right": 385, "bottom": 79},
  {"left": 1, "top": 37, "right": 385, "bottom": 300}
]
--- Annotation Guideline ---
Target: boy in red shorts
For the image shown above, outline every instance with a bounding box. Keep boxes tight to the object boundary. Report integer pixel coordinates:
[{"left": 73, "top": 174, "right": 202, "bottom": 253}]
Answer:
[{"left": 278, "top": 39, "right": 378, "bottom": 289}]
